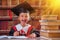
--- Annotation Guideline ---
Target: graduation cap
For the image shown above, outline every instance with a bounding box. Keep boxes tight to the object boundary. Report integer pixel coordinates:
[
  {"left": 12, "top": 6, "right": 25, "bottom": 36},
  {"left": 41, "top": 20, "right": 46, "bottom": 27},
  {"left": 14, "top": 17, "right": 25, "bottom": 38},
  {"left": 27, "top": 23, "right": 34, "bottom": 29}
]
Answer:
[{"left": 11, "top": 1, "right": 35, "bottom": 16}]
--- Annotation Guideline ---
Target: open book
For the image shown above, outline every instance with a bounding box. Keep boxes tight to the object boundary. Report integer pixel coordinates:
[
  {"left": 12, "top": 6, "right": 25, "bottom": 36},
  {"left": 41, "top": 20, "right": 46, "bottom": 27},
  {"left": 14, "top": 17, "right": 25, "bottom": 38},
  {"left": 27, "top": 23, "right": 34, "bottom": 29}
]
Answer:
[{"left": 0, "top": 35, "right": 28, "bottom": 39}]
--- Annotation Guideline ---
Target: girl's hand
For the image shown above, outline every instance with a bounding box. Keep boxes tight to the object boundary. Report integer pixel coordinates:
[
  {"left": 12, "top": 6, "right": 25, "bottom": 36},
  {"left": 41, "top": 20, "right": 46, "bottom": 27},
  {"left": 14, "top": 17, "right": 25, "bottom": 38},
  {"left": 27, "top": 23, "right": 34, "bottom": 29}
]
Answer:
[
  {"left": 13, "top": 31, "right": 19, "bottom": 36},
  {"left": 28, "top": 33, "right": 36, "bottom": 38}
]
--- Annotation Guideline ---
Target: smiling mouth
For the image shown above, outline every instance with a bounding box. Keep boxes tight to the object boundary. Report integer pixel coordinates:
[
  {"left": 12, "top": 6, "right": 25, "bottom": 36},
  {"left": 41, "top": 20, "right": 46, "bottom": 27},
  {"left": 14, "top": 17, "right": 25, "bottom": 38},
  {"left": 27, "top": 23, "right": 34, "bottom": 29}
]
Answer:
[{"left": 22, "top": 20, "right": 27, "bottom": 22}]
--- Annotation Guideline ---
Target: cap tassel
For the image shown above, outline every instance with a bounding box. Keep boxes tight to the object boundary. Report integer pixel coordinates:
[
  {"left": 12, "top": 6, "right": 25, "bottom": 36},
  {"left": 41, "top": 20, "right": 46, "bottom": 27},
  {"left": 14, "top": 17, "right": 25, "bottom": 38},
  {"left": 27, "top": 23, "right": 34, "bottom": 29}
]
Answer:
[{"left": 8, "top": 10, "right": 12, "bottom": 20}]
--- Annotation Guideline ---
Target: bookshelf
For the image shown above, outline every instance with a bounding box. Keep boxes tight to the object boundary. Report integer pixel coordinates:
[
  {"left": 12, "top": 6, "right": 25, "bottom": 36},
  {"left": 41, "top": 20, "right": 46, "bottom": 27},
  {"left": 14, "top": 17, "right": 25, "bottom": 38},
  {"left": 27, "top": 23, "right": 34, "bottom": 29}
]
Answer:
[{"left": 0, "top": 0, "right": 41, "bottom": 35}]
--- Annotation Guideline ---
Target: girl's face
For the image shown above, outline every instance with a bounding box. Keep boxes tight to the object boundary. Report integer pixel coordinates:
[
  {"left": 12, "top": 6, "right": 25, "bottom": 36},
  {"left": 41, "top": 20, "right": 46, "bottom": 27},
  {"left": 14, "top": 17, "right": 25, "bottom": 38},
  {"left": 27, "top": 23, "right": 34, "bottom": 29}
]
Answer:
[{"left": 18, "top": 12, "right": 30, "bottom": 25}]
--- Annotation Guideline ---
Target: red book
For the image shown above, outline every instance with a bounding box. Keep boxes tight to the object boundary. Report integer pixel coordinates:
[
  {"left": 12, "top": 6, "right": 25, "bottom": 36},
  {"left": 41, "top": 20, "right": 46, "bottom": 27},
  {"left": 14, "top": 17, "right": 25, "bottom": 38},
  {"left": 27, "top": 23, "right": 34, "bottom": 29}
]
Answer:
[
  {"left": 11, "top": 0, "right": 17, "bottom": 5},
  {"left": 0, "top": 21, "right": 8, "bottom": 30}
]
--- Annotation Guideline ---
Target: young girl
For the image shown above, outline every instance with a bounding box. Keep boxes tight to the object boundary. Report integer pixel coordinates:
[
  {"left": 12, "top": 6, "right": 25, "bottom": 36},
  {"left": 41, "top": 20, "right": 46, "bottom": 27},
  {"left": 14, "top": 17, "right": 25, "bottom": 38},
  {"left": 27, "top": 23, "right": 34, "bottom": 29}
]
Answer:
[{"left": 9, "top": 1, "right": 40, "bottom": 38}]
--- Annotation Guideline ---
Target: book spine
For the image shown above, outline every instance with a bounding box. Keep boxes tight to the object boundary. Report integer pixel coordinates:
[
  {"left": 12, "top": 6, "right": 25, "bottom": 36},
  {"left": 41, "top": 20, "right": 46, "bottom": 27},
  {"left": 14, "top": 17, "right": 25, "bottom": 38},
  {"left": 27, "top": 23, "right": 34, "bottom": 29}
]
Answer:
[
  {"left": 0, "top": 0, "right": 2, "bottom": 5},
  {"left": 2, "top": 0, "right": 7, "bottom": 7}
]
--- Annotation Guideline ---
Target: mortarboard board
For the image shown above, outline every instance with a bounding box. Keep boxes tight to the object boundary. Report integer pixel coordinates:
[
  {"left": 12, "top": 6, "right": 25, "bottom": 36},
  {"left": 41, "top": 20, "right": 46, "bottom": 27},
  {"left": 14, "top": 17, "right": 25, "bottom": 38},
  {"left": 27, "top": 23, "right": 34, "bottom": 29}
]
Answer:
[{"left": 11, "top": 1, "right": 35, "bottom": 16}]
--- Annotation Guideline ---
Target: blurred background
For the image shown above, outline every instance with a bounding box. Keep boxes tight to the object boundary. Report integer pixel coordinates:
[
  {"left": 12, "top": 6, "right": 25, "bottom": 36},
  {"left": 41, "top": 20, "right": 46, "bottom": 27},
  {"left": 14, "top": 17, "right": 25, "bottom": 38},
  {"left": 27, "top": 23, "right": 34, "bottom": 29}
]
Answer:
[{"left": 0, "top": 0, "right": 60, "bottom": 39}]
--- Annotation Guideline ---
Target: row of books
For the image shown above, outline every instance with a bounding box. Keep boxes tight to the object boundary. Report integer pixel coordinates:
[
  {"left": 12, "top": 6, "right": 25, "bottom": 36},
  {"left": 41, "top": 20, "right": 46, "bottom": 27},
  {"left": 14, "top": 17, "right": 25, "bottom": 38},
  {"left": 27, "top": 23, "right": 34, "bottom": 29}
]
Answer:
[
  {"left": 0, "top": 20, "right": 18, "bottom": 30},
  {"left": 0, "top": 0, "right": 40, "bottom": 8},
  {"left": 0, "top": 0, "right": 49, "bottom": 7}
]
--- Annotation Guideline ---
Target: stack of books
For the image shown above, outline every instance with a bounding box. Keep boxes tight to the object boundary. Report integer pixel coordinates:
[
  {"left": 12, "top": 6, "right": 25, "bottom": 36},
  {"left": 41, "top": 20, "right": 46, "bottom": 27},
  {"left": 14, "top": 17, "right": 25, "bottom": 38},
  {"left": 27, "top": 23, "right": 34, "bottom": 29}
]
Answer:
[{"left": 40, "top": 15, "right": 60, "bottom": 40}]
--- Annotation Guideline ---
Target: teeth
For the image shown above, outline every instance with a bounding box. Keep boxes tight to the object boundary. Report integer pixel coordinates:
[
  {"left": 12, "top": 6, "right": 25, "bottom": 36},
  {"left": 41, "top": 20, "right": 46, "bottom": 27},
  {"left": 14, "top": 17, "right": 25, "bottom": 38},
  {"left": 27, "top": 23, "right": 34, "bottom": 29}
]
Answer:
[{"left": 22, "top": 20, "right": 26, "bottom": 22}]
